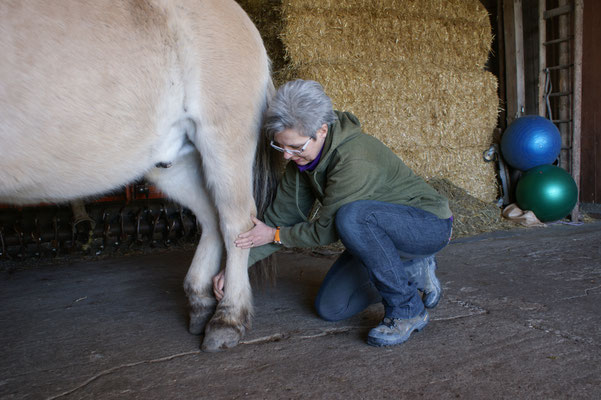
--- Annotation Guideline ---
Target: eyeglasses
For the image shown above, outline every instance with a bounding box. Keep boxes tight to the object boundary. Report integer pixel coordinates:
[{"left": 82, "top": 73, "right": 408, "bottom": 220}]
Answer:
[{"left": 270, "top": 137, "right": 312, "bottom": 156}]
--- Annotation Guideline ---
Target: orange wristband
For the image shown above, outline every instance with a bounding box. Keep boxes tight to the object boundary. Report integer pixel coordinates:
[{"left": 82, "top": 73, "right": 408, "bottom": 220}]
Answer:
[{"left": 274, "top": 226, "right": 282, "bottom": 245}]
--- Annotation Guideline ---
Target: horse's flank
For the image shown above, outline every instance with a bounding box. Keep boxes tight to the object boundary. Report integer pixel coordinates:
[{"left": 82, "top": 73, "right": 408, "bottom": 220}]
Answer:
[{"left": 0, "top": 0, "right": 269, "bottom": 204}]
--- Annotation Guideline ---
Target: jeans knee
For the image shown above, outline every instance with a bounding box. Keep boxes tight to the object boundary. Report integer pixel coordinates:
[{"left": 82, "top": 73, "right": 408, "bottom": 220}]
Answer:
[
  {"left": 335, "top": 201, "right": 367, "bottom": 241},
  {"left": 314, "top": 297, "right": 345, "bottom": 322}
]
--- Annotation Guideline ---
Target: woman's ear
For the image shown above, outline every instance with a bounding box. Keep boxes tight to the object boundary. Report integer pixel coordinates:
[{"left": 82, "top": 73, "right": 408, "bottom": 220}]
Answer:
[{"left": 317, "top": 123, "right": 328, "bottom": 140}]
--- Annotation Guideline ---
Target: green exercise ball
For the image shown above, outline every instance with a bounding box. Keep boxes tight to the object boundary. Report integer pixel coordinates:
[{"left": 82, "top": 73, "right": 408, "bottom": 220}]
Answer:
[{"left": 516, "top": 165, "right": 578, "bottom": 222}]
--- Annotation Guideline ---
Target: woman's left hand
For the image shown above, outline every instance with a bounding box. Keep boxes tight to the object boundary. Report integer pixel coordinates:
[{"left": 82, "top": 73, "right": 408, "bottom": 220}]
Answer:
[
  {"left": 213, "top": 270, "right": 225, "bottom": 301},
  {"left": 234, "top": 215, "right": 276, "bottom": 249}
]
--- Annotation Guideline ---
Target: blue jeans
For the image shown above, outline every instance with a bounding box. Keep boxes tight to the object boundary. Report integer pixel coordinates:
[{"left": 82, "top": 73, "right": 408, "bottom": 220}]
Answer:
[{"left": 315, "top": 200, "right": 452, "bottom": 320}]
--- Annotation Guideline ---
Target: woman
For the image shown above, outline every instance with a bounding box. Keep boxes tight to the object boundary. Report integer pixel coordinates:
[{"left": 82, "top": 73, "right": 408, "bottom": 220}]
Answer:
[{"left": 214, "top": 79, "right": 453, "bottom": 347}]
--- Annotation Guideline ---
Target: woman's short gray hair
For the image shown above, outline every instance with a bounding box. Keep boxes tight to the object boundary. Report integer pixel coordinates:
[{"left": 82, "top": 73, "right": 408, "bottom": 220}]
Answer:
[{"left": 264, "top": 79, "right": 338, "bottom": 139}]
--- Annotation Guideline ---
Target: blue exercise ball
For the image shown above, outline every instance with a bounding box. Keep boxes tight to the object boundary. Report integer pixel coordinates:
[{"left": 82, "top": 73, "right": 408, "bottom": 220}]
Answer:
[
  {"left": 501, "top": 115, "right": 561, "bottom": 171},
  {"left": 516, "top": 165, "right": 578, "bottom": 222}
]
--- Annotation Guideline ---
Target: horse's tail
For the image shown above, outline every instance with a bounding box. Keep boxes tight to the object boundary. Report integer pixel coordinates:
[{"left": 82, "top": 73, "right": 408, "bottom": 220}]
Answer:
[
  {"left": 253, "top": 77, "right": 279, "bottom": 219},
  {"left": 250, "top": 77, "right": 280, "bottom": 285}
]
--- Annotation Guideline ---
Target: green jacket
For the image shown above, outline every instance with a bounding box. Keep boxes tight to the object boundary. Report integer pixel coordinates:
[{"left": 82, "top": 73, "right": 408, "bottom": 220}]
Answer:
[{"left": 249, "top": 111, "right": 452, "bottom": 266}]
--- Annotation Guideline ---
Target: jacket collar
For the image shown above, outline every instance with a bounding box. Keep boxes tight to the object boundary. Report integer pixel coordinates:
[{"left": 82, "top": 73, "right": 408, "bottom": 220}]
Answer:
[{"left": 311, "top": 110, "right": 363, "bottom": 174}]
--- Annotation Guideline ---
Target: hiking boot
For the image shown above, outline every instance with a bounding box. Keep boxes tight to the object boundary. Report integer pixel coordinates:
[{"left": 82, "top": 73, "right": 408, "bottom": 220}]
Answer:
[
  {"left": 405, "top": 255, "right": 442, "bottom": 309},
  {"left": 367, "top": 309, "right": 429, "bottom": 347},
  {"left": 422, "top": 256, "right": 442, "bottom": 308}
]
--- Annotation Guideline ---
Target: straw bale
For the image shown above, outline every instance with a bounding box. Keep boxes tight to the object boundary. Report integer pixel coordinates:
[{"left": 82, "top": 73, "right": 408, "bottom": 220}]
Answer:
[
  {"left": 281, "top": 0, "right": 490, "bottom": 23},
  {"left": 298, "top": 63, "right": 498, "bottom": 148},
  {"left": 400, "top": 147, "right": 498, "bottom": 202},
  {"left": 358, "top": 114, "right": 496, "bottom": 151},
  {"left": 428, "top": 178, "right": 518, "bottom": 238},
  {"left": 281, "top": 13, "right": 491, "bottom": 69}
]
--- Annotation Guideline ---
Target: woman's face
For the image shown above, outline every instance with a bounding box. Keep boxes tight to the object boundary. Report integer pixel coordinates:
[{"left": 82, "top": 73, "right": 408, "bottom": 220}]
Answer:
[{"left": 273, "top": 124, "right": 328, "bottom": 166}]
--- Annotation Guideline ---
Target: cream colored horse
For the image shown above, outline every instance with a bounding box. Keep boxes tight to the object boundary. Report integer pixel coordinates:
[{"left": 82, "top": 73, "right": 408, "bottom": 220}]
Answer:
[{"left": 0, "top": 0, "right": 277, "bottom": 352}]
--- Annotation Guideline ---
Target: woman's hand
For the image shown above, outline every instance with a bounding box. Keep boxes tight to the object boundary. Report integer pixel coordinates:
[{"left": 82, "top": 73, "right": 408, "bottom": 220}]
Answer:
[
  {"left": 213, "top": 270, "right": 225, "bottom": 301},
  {"left": 234, "top": 215, "right": 276, "bottom": 248},
  {"left": 215, "top": 217, "right": 275, "bottom": 301}
]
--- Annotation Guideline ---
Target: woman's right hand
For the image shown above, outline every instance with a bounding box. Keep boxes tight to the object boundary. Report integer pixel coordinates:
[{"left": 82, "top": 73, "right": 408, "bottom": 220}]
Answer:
[{"left": 213, "top": 270, "right": 225, "bottom": 301}]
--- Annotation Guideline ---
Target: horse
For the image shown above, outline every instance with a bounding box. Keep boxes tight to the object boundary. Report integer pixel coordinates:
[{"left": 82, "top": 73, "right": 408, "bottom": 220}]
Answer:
[{"left": 0, "top": 0, "right": 278, "bottom": 352}]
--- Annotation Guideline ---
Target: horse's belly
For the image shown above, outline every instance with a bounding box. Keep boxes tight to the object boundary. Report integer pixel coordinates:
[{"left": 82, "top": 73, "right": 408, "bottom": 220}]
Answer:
[{"left": 0, "top": 0, "right": 187, "bottom": 204}]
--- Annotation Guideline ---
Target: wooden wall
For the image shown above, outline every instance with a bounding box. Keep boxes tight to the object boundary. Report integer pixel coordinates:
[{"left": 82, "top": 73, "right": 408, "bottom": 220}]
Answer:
[{"left": 580, "top": 0, "right": 601, "bottom": 204}]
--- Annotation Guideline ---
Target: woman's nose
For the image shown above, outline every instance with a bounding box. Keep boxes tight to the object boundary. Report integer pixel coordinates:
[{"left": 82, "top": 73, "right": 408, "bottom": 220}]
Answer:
[{"left": 283, "top": 151, "right": 293, "bottom": 160}]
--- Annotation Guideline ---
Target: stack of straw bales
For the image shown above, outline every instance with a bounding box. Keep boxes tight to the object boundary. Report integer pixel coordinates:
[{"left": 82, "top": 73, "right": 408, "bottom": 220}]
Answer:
[{"left": 238, "top": 0, "right": 499, "bottom": 202}]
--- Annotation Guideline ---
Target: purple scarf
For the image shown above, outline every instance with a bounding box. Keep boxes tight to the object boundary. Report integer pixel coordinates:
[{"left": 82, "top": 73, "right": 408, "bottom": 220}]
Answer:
[{"left": 297, "top": 144, "right": 324, "bottom": 172}]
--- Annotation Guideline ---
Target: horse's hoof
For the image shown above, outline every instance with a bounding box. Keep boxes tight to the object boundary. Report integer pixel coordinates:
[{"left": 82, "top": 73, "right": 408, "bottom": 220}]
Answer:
[
  {"left": 188, "top": 306, "right": 215, "bottom": 335},
  {"left": 201, "top": 320, "right": 245, "bottom": 352}
]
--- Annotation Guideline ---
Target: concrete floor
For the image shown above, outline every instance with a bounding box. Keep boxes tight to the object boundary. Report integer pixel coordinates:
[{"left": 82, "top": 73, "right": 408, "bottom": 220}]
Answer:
[{"left": 1, "top": 222, "right": 600, "bottom": 399}]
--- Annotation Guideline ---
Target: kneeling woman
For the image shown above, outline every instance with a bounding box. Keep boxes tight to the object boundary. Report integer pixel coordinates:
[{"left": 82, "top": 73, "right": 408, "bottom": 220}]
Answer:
[{"left": 214, "top": 79, "right": 453, "bottom": 347}]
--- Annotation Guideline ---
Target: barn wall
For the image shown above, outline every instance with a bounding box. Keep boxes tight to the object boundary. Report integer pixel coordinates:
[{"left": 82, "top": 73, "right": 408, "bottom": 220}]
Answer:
[{"left": 580, "top": 0, "right": 601, "bottom": 204}]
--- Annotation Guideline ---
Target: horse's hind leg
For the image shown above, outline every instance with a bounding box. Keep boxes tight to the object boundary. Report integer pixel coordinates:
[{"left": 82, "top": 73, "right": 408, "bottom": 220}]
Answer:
[
  {"left": 193, "top": 118, "right": 259, "bottom": 352},
  {"left": 146, "top": 150, "right": 222, "bottom": 335}
]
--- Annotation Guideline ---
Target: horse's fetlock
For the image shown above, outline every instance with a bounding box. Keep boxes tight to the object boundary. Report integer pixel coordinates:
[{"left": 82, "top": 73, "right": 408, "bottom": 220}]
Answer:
[
  {"left": 188, "top": 305, "right": 216, "bottom": 335},
  {"left": 213, "top": 304, "right": 252, "bottom": 330},
  {"left": 186, "top": 293, "right": 217, "bottom": 335}
]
